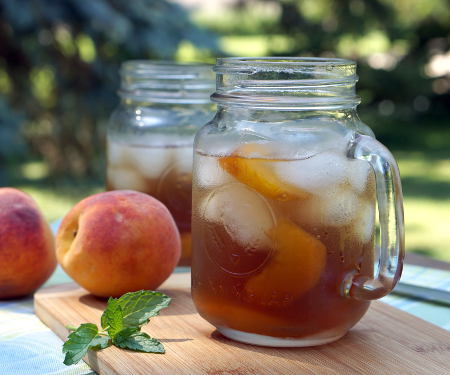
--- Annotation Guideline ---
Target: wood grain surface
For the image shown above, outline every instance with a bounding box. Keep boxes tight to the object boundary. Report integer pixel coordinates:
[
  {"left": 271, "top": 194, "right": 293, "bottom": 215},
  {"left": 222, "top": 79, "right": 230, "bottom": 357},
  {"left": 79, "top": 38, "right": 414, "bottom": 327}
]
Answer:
[{"left": 34, "top": 272, "right": 450, "bottom": 375}]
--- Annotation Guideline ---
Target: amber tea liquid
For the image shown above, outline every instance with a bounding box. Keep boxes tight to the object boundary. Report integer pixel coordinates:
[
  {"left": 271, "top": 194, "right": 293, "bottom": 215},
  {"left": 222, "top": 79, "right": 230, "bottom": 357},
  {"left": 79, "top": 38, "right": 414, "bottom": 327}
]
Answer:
[{"left": 192, "top": 145, "right": 377, "bottom": 342}]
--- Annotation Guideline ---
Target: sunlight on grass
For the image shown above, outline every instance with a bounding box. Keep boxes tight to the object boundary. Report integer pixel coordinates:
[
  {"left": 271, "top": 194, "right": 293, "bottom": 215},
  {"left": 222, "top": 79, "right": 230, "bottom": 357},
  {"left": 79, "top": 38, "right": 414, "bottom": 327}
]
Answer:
[
  {"left": 220, "top": 35, "right": 295, "bottom": 57},
  {"left": 404, "top": 198, "right": 450, "bottom": 262},
  {"left": 395, "top": 152, "right": 450, "bottom": 262},
  {"left": 220, "top": 35, "right": 270, "bottom": 56},
  {"left": 175, "top": 40, "right": 215, "bottom": 64},
  {"left": 397, "top": 153, "right": 450, "bottom": 181},
  {"left": 18, "top": 184, "right": 103, "bottom": 222},
  {"left": 193, "top": 2, "right": 280, "bottom": 35},
  {"left": 20, "top": 161, "right": 49, "bottom": 180}
]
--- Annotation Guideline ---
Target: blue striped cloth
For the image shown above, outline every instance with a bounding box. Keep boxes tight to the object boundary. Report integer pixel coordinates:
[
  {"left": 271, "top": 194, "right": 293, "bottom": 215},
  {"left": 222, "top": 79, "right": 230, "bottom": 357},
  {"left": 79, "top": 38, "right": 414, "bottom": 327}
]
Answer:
[
  {"left": 0, "top": 265, "right": 94, "bottom": 375},
  {"left": 381, "top": 264, "right": 450, "bottom": 330}
]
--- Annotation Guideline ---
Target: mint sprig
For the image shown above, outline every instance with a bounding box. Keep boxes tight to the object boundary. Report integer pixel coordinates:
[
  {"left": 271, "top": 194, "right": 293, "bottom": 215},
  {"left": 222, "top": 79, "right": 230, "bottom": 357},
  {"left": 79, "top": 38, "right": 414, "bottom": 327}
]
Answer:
[{"left": 63, "top": 290, "right": 171, "bottom": 366}]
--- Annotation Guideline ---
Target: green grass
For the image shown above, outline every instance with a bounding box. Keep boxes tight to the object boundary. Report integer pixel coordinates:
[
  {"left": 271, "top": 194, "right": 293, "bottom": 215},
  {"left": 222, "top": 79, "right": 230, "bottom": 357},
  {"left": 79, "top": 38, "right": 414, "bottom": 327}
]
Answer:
[
  {"left": 220, "top": 35, "right": 295, "bottom": 57},
  {"left": 395, "top": 152, "right": 450, "bottom": 262},
  {"left": 7, "top": 162, "right": 103, "bottom": 222},
  {"left": 17, "top": 183, "right": 103, "bottom": 222}
]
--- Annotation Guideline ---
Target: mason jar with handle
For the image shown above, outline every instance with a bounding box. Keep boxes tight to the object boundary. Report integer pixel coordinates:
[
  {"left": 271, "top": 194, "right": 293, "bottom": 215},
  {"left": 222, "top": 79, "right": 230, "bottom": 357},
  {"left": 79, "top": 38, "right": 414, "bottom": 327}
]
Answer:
[
  {"left": 107, "top": 61, "right": 215, "bottom": 266},
  {"left": 191, "top": 57, "right": 404, "bottom": 347}
]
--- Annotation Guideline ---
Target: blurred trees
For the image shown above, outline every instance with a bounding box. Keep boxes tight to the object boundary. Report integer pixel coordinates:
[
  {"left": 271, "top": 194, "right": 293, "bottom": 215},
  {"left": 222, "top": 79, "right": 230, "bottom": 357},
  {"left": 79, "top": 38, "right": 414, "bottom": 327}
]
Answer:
[{"left": 0, "top": 0, "right": 216, "bottom": 179}]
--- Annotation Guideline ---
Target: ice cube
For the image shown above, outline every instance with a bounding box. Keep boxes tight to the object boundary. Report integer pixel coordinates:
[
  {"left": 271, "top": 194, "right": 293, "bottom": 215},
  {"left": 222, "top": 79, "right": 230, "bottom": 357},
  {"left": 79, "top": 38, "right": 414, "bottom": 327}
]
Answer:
[
  {"left": 107, "top": 167, "right": 148, "bottom": 192},
  {"left": 173, "top": 146, "right": 194, "bottom": 174},
  {"left": 196, "top": 134, "right": 238, "bottom": 157},
  {"left": 293, "top": 187, "right": 360, "bottom": 227},
  {"left": 107, "top": 141, "right": 128, "bottom": 167},
  {"left": 275, "top": 152, "right": 348, "bottom": 193},
  {"left": 195, "top": 155, "right": 233, "bottom": 188},
  {"left": 347, "top": 159, "right": 371, "bottom": 193},
  {"left": 353, "top": 199, "right": 375, "bottom": 244},
  {"left": 127, "top": 146, "right": 172, "bottom": 179},
  {"left": 201, "top": 183, "right": 276, "bottom": 248},
  {"left": 321, "top": 188, "right": 360, "bottom": 226}
]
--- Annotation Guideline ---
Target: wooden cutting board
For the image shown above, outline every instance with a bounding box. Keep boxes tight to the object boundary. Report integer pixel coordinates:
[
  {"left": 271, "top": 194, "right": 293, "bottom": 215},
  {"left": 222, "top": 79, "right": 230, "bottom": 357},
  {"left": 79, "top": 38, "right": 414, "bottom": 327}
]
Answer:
[{"left": 34, "top": 272, "right": 450, "bottom": 375}]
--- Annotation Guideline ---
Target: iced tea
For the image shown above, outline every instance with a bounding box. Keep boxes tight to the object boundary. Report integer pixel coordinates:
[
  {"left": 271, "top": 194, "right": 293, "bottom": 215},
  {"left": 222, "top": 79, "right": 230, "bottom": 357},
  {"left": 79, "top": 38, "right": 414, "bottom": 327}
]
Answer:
[
  {"left": 192, "top": 142, "right": 377, "bottom": 344},
  {"left": 106, "top": 140, "right": 193, "bottom": 266}
]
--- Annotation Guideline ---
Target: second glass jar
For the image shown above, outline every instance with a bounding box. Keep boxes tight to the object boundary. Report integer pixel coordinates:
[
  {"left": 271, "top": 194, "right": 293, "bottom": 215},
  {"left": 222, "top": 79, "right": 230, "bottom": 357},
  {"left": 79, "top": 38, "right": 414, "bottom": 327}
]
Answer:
[{"left": 106, "top": 61, "right": 215, "bottom": 266}]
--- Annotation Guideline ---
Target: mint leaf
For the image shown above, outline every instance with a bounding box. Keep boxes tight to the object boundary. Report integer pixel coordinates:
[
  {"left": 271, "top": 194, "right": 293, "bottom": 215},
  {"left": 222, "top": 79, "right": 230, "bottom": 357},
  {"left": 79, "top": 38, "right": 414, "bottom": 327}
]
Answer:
[
  {"left": 113, "top": 327, "right": 165, "bottom": 353},
  {"left": 100, "top": 298, "right": 124, "bottom": 338},
  {"left": 90, "top": 336, "right": 111, "bottom": 350},
  {"left": 115, "top": 290, "right": 171, "bottom": 328},
  {"left": 100, "top": 297, "right": 115, "bottom": 329},
  {"left": 62, "top": 323, "right": 109, "bottom": 365}
]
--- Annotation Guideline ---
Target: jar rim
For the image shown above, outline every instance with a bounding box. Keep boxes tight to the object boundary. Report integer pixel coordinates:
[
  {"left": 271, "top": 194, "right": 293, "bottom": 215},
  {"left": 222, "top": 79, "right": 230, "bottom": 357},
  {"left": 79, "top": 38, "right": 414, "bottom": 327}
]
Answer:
[
  {"left": 212, "top": 57, "right": 359, "bottom": 110},
  {"left": 119, "top": 60, "right": 215, "bottom": 104},
  {"left": 122, "top": 60, "right": 214, "bottom": 79},
  {"left": 214, "top": 57, "right": 356, "bottom": 72}
]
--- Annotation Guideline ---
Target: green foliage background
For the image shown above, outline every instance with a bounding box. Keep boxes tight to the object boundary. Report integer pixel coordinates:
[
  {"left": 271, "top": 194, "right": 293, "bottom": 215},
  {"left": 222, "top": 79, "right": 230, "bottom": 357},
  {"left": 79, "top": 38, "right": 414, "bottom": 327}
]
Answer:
[{"left": 0, "top": 0, "right": 217, "bottom": 178}]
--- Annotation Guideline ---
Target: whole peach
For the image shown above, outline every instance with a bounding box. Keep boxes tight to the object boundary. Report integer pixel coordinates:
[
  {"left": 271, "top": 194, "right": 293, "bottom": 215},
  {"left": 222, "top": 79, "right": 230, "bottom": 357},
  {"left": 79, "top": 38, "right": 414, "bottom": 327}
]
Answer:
[
  {"left": 0, "top": 188, "right": 56, "bottom": 299},
  {"left": 56, "top": 190, "right": 181, "bottom": 297}
]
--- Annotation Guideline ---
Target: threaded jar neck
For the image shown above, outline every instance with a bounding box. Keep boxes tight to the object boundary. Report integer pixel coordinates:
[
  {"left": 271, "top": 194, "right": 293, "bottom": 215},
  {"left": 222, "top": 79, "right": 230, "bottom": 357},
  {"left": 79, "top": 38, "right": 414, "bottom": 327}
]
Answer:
[
  {"left": 119, "top": 60, "right": 215, "bottom": 104},
  {"left": 211, "top": 57, "right": 360, "bottom": 110}
]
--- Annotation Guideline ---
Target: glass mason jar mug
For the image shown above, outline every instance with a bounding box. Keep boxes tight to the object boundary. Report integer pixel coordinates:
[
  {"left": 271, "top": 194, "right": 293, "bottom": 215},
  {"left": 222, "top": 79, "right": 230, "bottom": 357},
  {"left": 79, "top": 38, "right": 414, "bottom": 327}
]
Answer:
[
  {"left": 191, "top": 57, "right": 405, "bottom": 346},
  {"left": 107, "top": 61, "right": 215, "bottom": 266}
]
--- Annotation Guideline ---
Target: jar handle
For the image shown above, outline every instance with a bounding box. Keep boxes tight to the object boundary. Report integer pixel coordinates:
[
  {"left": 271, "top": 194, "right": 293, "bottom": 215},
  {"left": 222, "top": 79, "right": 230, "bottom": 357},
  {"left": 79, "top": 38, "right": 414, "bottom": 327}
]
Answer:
[{"left": 344, "top": 134, "right": 405, "bottom": 300}]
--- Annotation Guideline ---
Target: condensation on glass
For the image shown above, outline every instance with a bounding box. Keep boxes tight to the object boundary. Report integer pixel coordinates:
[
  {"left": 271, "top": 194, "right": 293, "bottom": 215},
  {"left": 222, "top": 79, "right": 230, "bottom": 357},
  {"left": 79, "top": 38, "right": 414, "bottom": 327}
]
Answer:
[
  {"left": 107, "top": 61, "right": 215, "bottom": 266},
  {"left": 191, "top": 57, "right": 405, "bottom": 346}
]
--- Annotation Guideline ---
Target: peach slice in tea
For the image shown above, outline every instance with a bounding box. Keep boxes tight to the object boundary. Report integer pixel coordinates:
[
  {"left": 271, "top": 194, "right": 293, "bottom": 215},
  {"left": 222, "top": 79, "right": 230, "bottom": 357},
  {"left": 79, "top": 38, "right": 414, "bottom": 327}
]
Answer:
[
  {"left": 219, "top": 143, "right": 310, "bottom": 201},
  {"left": 245, "top": 220, "right": 326, "bottom": 305}
]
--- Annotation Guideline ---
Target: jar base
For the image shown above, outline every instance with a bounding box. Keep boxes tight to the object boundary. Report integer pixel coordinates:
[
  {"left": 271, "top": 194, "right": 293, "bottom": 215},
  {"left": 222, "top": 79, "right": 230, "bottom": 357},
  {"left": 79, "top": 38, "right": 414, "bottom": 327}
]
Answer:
[{"left": 217, "top": 327, "right": 346, "bottom": 347}]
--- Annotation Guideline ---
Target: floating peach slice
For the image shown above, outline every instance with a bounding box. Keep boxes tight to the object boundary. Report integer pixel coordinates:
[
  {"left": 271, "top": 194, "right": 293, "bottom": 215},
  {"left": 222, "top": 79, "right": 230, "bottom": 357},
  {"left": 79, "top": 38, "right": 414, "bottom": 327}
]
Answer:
[
  {"left": 219, "top": 143, "right": 310, "bottom": 201},
  {"left": 245, "top": 220, "right": 326, "bottom": 305}
]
